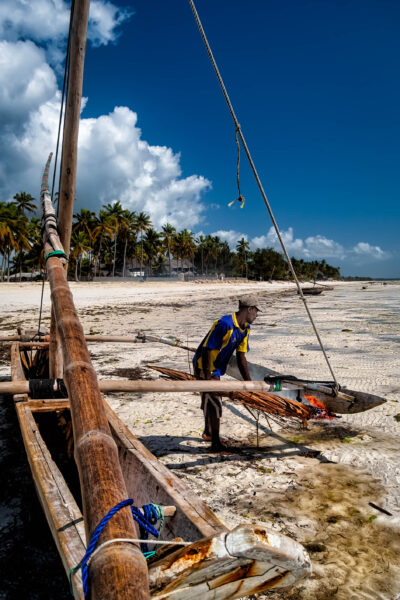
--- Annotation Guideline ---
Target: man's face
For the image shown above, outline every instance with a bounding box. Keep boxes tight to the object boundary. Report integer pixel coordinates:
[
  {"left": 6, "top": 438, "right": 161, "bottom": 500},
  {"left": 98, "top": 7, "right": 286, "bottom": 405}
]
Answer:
[{"left": 246, "top": 306, "right": 259, "bottom": 324}]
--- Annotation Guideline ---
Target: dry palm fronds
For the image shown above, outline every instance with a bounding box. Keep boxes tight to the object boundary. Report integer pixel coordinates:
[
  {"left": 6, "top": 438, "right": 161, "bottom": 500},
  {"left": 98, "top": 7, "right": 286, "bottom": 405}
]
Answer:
[{"left": 148, "top": 365, "right": 315, "bottom": 426}]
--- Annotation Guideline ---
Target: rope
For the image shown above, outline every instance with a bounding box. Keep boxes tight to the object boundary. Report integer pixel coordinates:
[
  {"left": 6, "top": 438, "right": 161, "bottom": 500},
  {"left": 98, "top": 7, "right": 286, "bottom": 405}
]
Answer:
[
  {"left": 54, "top": 0, "right": 75, "bottom": 217},
  {"left": 188, "top": 0, "right": 339, "bottom": 389},
  {"left": 67, "top": 501, "right": 170, "bottom": 596},
  {"left": 228, "top": 126, "right": 245, "bottom": 208},
  {"left": 35, "top": 268, "right": 46, "bottom": 340}
]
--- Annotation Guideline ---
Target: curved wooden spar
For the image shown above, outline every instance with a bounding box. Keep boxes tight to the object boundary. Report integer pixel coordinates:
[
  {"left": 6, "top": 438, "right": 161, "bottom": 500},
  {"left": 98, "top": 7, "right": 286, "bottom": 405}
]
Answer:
[{"left": 41, "top": 155, "right": 150, "bottom": 599}]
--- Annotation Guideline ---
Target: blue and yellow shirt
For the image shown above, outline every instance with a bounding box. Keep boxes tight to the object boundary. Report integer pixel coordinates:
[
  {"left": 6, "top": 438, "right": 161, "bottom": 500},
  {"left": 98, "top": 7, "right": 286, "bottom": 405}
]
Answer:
[{"left": 193, "top": 313, "right": 250, "bottom": 377}]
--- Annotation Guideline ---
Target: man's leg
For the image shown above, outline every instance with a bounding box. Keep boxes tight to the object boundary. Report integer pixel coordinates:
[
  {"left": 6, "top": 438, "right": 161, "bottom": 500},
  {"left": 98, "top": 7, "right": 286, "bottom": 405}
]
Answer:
[
  {"left": 201, "top": 392, "right": 211, "bottom": 437},
  {"left": 204, "top": 393, "right": 224, "bottom": 451}
]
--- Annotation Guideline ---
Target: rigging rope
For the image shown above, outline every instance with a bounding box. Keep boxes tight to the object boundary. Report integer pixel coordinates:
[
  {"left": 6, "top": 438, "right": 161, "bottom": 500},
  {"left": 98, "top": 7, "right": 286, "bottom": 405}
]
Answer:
[
  {"left": 53, "top": 0, "right": 75, "bottom": 217},
  {"left": 34, "top": 1, "right": 74, "bottom": 339},
  {"left": 188, "top": 0, "right": 338, "bottom": 389},
  {"left": 228, "top": 126, "right": 245, "bottom": 208}
]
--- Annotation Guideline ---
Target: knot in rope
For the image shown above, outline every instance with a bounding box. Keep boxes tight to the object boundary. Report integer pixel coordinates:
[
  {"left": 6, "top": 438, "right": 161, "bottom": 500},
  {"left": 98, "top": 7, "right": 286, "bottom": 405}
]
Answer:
[{"left": 69, "top": 498, "right": 161, "bottom": 598}]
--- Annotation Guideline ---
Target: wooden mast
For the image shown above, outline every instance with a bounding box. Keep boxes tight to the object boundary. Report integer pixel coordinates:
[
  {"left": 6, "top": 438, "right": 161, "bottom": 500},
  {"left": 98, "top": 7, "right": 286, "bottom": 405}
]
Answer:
[
  {"left": 50, "top": 0, "right": 91, "bottom": 378},
  {"left": 41, "top": 0, "right": 151, "bottom": 595}
]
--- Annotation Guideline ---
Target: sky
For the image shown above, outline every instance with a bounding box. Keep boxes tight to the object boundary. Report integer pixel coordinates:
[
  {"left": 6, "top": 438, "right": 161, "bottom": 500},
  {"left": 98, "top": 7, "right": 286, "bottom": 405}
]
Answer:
[{"left": 0, "top": 0, "right": 399, "bottom": 278}]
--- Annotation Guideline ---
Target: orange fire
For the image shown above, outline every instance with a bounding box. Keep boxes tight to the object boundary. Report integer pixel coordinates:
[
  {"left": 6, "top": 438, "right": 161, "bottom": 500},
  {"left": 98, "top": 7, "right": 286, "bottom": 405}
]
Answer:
[{"left": 304, "top": 394, "right": 335, "bottom": 419}]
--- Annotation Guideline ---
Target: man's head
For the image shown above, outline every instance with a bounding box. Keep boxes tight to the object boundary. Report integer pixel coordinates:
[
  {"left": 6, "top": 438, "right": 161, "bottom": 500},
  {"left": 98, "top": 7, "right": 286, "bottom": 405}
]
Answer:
[{"left": 238, "top": 295, "right": 261, "bottom": 324}]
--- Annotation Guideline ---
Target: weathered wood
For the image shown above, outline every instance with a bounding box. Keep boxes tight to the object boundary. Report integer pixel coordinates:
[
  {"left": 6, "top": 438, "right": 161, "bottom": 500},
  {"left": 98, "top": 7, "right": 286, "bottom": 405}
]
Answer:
[
  {"left": 15, "top": 402, "right": 86, "bottom": 599},
  {"left": 148, "top": 525, "right": 310, "bottom": 598},
  {"left": 45, "top": 255, "right": 150, "bottom": 598},
  {"left": 11, "top": 343, "right": 311, "bottom": 599},
  {"left": 49, "top": 305, "right": 63, "bottom": 378},
  {"left": 57, "top": 0, "right": 89, "bottom": 257},
  {"left": 10, "top": 342, "right": 28, "bottom": 402},
  {"left": 105, "top": 402, "right": 226, "bottom": 541},
  {"left": 0, "top": 378, "right": 277, "bottom": 395}
]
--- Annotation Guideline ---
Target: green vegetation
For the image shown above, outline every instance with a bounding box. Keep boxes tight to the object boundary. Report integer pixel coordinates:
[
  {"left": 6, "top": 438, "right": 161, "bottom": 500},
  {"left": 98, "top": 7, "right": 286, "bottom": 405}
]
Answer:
[{"left": 0, "top": 195, "right": 341, "bottom": 281}]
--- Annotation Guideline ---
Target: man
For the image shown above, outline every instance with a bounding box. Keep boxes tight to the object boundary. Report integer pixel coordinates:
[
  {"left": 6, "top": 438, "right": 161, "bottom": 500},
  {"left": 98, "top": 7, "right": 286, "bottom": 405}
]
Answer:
[{"left": 193, "top": 295, "right": 261, "bottom": 451}]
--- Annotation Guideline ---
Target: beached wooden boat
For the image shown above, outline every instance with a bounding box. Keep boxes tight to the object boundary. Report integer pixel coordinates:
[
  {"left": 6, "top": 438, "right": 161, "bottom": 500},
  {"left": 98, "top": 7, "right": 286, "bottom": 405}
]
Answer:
[
  {"left": 298, "top": 287, "right": 323, "bottom": 295},
  {"left": 226, "top": 356, "right": 386, "bottom": 414},
  {"left": 5, "top": 2, "right": 311, "bottom": 596},
  {"left": 11, "top": 341, "right": 311, "bottom": 598}
]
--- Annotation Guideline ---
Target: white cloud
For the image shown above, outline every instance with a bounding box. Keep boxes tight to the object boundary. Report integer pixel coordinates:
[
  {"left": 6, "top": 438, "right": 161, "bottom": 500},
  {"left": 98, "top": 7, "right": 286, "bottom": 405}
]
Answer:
[
  {"left": 77, "top": 106, "right": 210, "bottom": 228},
  {"left": 251, "top": 226, "right": 304, "bottom": 253},
  {"left": 0, "top": 0, "right": 130, "bottom": 46},
  {"left": 247, "top": 226, "right": 389, "bottom": 264},
  {"left": 0, "top": 55, "right": 210, "bottom": 228},
  {"left": 209, "top": 230, "right": 248, "bottom": 249},
  {"left": 352, "top": 242, "right": 389, "bottom": 260}
]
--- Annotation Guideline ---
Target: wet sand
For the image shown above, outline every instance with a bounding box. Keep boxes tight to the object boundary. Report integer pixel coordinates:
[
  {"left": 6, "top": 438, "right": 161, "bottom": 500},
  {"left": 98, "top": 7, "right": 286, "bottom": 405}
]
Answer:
[{"left": 0, "top": 279, "right": 399, "bottom": 599}]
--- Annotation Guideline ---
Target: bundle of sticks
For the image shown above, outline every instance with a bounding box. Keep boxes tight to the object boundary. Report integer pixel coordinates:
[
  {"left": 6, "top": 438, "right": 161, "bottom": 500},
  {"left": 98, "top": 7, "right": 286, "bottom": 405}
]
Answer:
[{"left": 148, "top": 365, "right": 315, "bottom": 427}]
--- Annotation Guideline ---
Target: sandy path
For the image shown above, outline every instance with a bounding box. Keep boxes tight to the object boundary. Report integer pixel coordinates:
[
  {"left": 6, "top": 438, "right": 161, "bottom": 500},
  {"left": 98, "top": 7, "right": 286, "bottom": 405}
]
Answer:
[{"left": 1, "top": 279, "right": 399, "bottom": 599}]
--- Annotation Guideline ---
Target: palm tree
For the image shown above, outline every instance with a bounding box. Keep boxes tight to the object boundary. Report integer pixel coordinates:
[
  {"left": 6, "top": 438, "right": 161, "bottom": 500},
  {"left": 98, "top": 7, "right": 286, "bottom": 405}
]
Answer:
[
  {"left": 160, "top": 223, "right": 176, "bottom": 277},
  {"left": 236, "top": 237, "right": 250, "bottom": 278},
  {"left": 13, "top": 216, "right": 31, "bottom": 281},
  {"left": 73, "top": 208, "right": 97, "bottom": 274},
  {"left": 196, "top": 234, "right": 206, "bottom": 276},
  {"left": 211, "top": 235, "right": 223, "bottom": 275},
  {"left": 103, "top": 202, "right": 127, "bottom": 276},
  {"left": 144, "top": 228, "right": 162, "bottom": 276},
  {"left": 0, "top": 202, "right": 18, "bottom": 281},
  {"left": 135, "top": 212, "right": 152, "bottom": 277},
  {"left": 92, "top": 210, "right": 116, "bottom": 277},
  {"left": 70, "top": 231, "right": 92, "bottom": 281},
  {"left": 174, "top": 229, "right": 196, "bottom": 274},
  {"left": 13, "top": 192, "right": 36, "bottom": 216},
  {"left": 120, "top": 210, "right": 137, "bottom": 277}
]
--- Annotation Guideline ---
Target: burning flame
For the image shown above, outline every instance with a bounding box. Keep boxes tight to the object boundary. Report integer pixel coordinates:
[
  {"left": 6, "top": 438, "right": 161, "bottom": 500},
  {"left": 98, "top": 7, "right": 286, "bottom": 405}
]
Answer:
[{"left": 304, "top": 394, "right": 335, "bottom": 420}]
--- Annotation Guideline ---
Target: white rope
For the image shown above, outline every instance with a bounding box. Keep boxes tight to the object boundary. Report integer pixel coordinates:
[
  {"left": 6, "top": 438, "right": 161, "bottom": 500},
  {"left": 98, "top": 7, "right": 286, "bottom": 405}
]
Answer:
[{"left": 188, "top": 0, "right": 338, "bottom": 388}]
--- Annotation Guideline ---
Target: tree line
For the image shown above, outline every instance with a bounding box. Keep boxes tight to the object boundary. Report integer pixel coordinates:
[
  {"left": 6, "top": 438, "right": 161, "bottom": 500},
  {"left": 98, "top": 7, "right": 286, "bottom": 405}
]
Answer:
[{"left": 0, "top": 195, "right": 341, "bottom": 281}]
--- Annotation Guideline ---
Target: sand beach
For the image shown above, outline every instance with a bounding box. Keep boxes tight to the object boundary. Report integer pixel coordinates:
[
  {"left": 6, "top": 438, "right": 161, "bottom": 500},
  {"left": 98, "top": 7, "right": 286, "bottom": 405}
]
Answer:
[{"left": 0, "top": 279, "right": 399, "bottom": 599}]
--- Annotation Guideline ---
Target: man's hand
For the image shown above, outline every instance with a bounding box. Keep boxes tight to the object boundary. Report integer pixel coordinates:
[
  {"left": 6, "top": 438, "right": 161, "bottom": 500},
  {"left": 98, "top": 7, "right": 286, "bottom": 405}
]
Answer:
[{"left": 236, "top": 351, "right": 251, "bottom": 381}]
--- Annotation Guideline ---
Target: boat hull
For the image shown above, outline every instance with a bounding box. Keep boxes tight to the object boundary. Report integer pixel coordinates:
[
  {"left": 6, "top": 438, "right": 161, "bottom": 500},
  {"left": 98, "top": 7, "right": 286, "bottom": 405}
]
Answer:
[
  {"left": 227, "top": 356, "right": 386, "bottom": 414},
  {"left": 11, "top": 343, "right": 311, "bottom": 598}
]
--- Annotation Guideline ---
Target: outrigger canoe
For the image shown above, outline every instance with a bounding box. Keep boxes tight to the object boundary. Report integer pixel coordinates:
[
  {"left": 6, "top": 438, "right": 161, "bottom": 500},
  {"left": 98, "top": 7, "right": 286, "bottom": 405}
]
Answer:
[{"left": 11, "top": 341, "right": 311, "bottom": 598}]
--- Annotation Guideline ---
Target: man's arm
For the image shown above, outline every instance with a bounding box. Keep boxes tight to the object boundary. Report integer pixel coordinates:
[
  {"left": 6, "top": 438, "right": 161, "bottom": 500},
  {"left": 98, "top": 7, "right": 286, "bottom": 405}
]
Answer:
[
  {"left": 201, "top": 347, "right": 213, "bottom": 380},
  {"left": 236, "top": 350, "right": 251, "bottom": 381}
]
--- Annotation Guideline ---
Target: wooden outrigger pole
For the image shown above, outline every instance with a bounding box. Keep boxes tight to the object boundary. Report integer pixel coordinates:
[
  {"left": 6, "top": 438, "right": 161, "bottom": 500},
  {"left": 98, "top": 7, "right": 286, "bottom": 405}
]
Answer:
[
  {"left": 42, "top": 0, "right": 151, "bottom": 595},
  {"left": 49, "top": 0, "right": 91, "bottom": 379},
  {"left": 43, "top": 163, "right": 151, "bottom": 597}
]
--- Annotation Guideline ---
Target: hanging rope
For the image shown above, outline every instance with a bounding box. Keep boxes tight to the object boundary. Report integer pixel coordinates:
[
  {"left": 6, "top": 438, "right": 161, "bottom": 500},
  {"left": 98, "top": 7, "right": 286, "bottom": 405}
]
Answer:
[
  {"left": 188, "top": 0, "right": 339, "bottom": 389},
  {"left": 53, "top": 0, "right": 75, "bottom": 217},
  {"left": 228, "top": 126, "right": 245, "bottom": 208}
]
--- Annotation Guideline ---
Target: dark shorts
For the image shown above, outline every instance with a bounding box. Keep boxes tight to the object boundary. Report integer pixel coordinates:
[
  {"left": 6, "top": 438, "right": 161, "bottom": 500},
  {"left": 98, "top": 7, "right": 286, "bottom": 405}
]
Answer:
[{"left": 195, "top": 368, "right": 222, "bottom": 419}]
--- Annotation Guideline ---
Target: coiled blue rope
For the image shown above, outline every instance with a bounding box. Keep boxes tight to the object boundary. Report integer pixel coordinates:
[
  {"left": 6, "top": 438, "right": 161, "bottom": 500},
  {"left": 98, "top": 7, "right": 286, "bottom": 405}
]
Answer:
[{"left": 69, "top": 498, "right": 160, "bottom": 597}]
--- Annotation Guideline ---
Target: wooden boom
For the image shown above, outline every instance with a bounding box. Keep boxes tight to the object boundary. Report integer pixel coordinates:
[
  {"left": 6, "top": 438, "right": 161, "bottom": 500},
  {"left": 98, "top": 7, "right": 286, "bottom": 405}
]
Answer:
[
  {"left": 41, "top": 157, "right": 150, "bottom": 598},
  {"left": 1, "top": 378, "right": 275, "bottom": 395}
]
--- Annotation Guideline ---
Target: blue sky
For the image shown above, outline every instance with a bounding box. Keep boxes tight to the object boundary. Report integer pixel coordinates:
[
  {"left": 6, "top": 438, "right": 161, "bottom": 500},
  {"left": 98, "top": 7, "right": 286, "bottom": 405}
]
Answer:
[{"left": 0, "top": 1, "right": 399, "bottom": 277}]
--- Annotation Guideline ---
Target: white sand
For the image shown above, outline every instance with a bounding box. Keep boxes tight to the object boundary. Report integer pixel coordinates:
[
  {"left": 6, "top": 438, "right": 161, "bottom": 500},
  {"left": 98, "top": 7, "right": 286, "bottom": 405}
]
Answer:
[{"left": 1, "top": 279, "right": 399, "bottom": 599}]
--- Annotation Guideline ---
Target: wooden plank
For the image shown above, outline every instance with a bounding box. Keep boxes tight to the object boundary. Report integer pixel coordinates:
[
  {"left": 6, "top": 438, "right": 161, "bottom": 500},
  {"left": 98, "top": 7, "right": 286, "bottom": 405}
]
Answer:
[
  {"left": 22, "top": 399, "right": 71, "bottom": 412},
  {"left": 105, "top": 401, "right": 226, "bottom": 542},
  {"left": 11, "top": 343, "right": 28, "bottom": 402},
  {"left": 148, "top": 525, "right": 311, "bottom": 599},
  {"left": 15, "top": 402, "right": 86, "bottom": 599}
]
